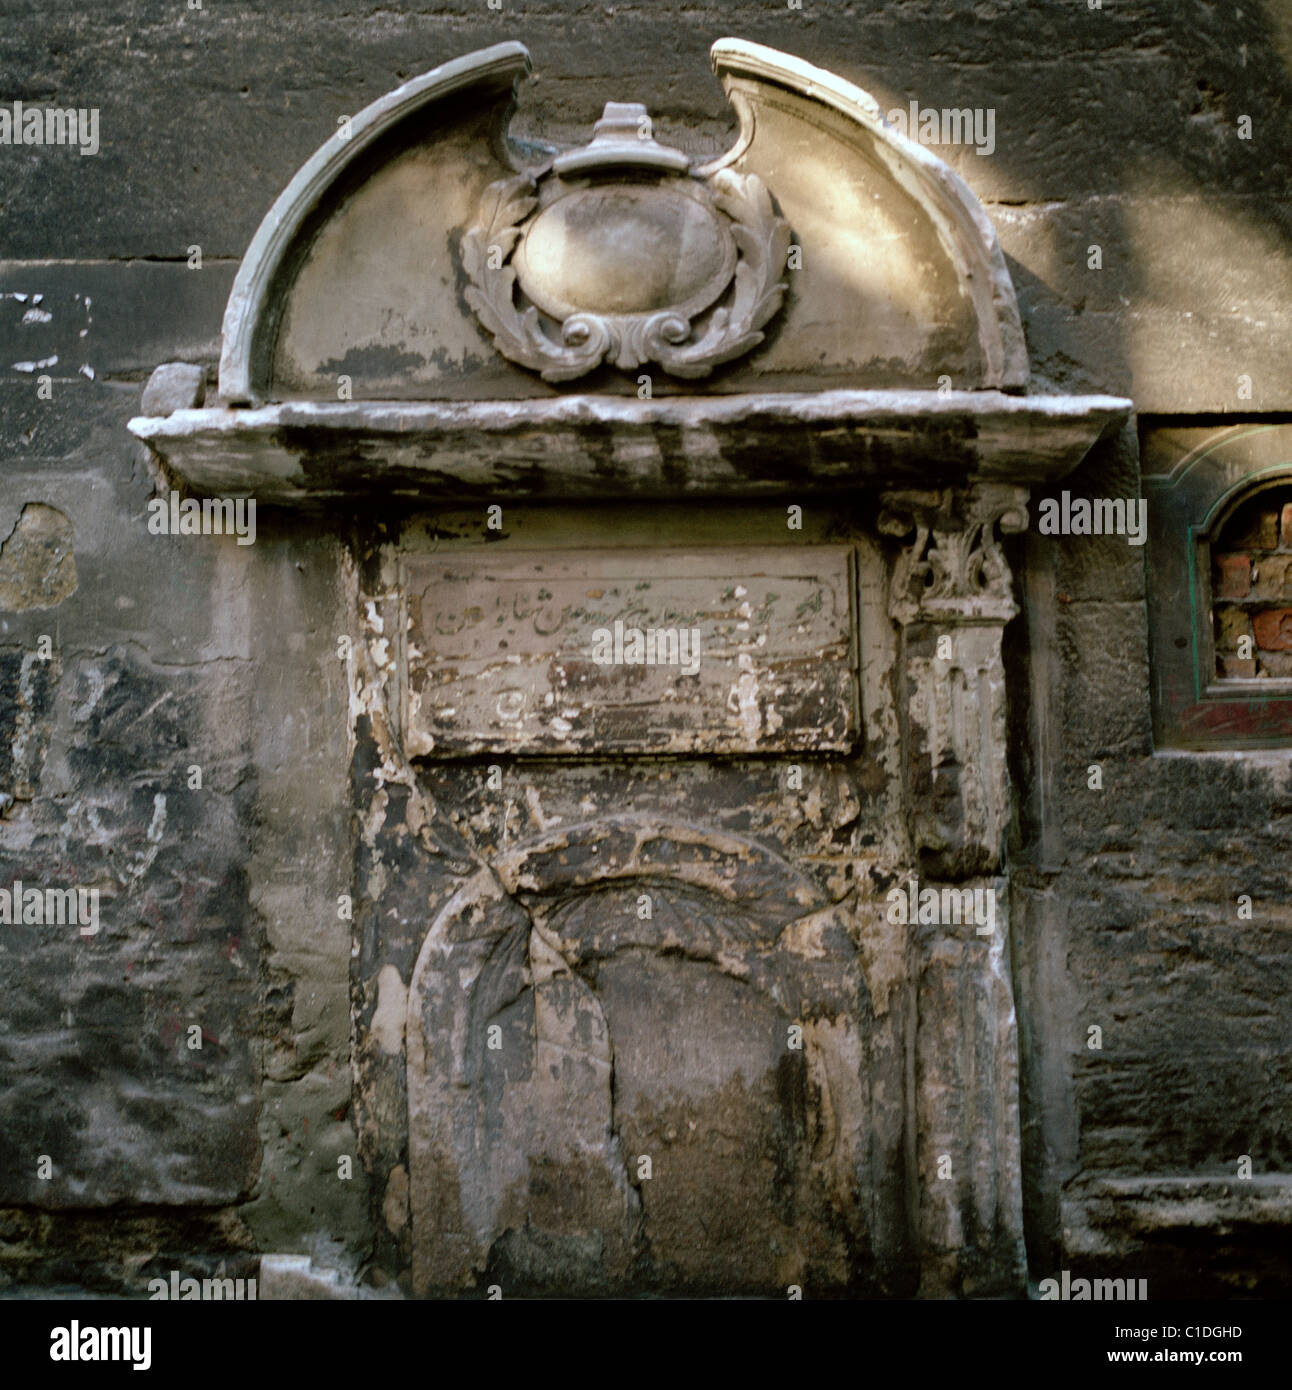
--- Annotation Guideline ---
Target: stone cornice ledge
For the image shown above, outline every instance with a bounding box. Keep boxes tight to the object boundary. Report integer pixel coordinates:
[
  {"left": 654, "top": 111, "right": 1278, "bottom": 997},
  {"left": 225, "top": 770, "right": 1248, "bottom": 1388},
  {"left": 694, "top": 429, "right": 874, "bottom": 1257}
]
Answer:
[{"left": 128, "top": 389, "right": 1132, "bottom": 506}]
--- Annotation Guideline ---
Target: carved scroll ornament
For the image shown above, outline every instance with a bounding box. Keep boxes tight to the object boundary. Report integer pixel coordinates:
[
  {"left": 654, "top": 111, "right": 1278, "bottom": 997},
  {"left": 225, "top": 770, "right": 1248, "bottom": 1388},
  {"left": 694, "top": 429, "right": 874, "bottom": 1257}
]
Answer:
[{"left": 461, "top": 102, "right": 791, "bottom": 382}]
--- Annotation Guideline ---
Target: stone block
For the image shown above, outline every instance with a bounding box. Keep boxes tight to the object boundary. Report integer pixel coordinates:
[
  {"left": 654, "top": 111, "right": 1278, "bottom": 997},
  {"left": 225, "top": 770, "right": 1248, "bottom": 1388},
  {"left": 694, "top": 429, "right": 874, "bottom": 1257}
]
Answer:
[
  {"left": 258, "top": 1254, "right": 399, "bottom": 1300},
  {"left": 1258, "top": 650, "right": 1292, "bottom": 678},
  {"left": 0, "top": 262, "right": 232, "bottom": 383},
  {"left": 140, "top": 362, "right": 205, "bottom": 417},
  {"left": 1043, "top": 421, "right": 1146, "bottom": 605},
  {"left": 1251, "top": 553, "right": 1292, "bottom": 600},
  {"left": 1057, "top": 601, "right": 1152, "bottom": 759},
  {"left": 1213, "top": 606, "right": 1252, "bottom": 652}
]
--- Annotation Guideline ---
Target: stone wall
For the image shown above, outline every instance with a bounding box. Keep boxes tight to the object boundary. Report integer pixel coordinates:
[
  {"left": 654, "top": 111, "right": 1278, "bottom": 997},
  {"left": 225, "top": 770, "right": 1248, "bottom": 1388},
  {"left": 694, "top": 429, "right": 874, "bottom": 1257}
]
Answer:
[{"left": 1011, "top": 422, "right": 1292, "bottom": 1297}]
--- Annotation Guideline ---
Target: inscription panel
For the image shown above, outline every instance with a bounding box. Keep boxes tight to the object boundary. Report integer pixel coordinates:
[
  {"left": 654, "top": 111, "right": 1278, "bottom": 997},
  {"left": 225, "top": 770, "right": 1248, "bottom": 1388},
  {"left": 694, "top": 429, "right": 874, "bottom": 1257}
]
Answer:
[{"left": 402, "top": 545, "right": 858, "bottom": 756}]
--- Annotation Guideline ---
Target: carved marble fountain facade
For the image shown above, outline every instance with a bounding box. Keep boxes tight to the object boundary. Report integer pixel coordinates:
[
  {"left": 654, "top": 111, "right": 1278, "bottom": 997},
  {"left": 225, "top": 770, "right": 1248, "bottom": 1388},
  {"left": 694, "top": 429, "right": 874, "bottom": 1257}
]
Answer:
[{"left": 132, "top": 39, "right": 1129, "bottom": 1297}]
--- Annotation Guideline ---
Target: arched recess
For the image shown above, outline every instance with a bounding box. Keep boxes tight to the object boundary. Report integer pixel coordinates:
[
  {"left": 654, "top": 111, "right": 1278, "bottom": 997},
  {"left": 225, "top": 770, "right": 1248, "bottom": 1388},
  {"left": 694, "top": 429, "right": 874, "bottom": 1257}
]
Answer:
[
  {"left": 405, "top": 814, "right": 906, "bottom": 1295},
  {"left": 1204, "top": 472, "right": 1292, "bottom": 683},
  {"left": 1144, "top": 423, "right": 1292, "bottom": 745}
]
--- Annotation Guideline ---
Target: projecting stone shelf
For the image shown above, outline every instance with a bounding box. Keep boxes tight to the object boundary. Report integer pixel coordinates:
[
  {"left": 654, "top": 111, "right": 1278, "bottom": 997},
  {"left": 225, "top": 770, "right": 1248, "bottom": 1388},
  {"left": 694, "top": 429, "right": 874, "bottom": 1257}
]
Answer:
[{"left": 129, "top": 389, "right": 1130, "bottom": 505}]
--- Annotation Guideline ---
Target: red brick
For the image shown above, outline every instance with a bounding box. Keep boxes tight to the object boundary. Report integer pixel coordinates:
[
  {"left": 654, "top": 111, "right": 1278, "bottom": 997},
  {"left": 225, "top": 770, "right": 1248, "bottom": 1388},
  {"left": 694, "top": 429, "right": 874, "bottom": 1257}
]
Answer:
[
  {"left": 1252, "top": 608, "right": 1292, "bottom": 651},
  {"left": 1214, "top": 553, "right": 1251, "bottom": 598}
]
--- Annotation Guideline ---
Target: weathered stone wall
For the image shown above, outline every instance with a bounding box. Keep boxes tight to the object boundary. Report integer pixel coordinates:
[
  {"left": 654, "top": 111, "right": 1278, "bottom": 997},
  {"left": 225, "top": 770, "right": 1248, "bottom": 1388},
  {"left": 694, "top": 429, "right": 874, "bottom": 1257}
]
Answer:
[
  {"left": 2, "top": 1, "right": 1290, "bottom": 1296},
  {"left": 1010, "top": 421, "right": 1292, "bottom": 1297},
  {"left": 4, "top": 1, "right": 1289, "bottom": 408}
]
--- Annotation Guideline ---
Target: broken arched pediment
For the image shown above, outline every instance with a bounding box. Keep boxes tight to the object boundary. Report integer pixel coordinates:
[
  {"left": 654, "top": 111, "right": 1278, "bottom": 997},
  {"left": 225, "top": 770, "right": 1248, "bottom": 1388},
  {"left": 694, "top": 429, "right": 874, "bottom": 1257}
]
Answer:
[
  {"left": 135, "top": 40, "right": 1129, "bottom": 505},
  {"left": 218, "top": 38, "right": 1028, "bottom": 406}
]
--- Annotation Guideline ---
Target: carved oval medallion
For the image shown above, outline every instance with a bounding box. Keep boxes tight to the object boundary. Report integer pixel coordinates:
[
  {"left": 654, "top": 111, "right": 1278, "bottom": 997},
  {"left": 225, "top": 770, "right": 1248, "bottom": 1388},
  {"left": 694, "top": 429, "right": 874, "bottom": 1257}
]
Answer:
[{"left": 514, "top": 184, "right": 736, "bottom": 321}]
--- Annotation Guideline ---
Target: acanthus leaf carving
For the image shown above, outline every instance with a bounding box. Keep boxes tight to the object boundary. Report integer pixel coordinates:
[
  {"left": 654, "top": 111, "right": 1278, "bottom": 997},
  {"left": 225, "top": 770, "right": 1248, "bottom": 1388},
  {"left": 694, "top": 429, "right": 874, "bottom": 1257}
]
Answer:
[
  {"left": 879, "top": 485, "right": 1029, "bottom": 625},
  {"left": 648, "top": 170, "right": 792, "bottom": 379},
  {"left": 460, "top": 107, "right": 791, "bottom": 383},
  {"left": 461, "top": 170, "right": 608, "bottom": 382},
  {"left": 879, "top": 486, "right": 1029, "bottom": 875}
]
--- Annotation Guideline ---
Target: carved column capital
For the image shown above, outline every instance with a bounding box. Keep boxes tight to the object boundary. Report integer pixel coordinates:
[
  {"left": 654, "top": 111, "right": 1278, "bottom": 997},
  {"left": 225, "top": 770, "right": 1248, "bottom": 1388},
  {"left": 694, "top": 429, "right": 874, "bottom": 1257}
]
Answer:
[
  {"left": 879, "top": 484, "right": 1028, "bottom": 878},
  {"left": 878, "top": 484, "right": 1029, "bottom": 626}
]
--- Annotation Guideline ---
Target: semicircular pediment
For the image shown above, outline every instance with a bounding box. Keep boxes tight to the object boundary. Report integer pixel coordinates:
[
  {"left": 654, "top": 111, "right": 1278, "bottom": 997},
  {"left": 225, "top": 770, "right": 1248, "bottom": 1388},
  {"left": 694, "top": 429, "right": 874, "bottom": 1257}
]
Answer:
[{"left": 217, "top": 38, "right": 1028, "bottom": 406}]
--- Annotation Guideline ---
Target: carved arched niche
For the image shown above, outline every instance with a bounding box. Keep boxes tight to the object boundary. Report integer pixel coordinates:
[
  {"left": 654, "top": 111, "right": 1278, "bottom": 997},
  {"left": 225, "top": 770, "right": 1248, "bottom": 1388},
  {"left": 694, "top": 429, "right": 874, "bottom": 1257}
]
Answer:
[
  {"left": 406, "top": 815, "right": 907, "bottom": 1296},
  {"left": 125, "top": 37, "right": 1134, "bottom": 1301}
]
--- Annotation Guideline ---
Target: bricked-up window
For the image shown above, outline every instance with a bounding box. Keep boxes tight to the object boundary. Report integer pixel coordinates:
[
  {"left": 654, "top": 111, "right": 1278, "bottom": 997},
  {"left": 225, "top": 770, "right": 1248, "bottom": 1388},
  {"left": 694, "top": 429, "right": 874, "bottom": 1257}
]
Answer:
[
  {"left": 1212, "top": 487, "right": 1292, "bottom": 680},
  {"left": 1142, "top": 423, "right": 1292, "bottom": 748}
]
